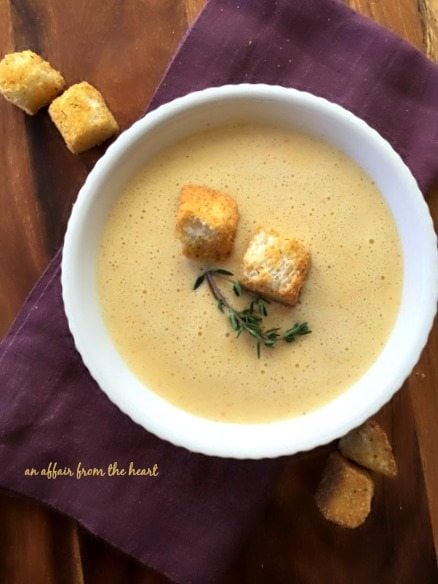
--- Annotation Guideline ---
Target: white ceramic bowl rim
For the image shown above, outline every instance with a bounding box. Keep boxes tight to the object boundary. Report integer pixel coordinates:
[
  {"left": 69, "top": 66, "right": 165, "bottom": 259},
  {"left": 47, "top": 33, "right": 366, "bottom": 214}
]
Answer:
[{"left": 61, "top": 84, "right": 438, "bottom": 459}]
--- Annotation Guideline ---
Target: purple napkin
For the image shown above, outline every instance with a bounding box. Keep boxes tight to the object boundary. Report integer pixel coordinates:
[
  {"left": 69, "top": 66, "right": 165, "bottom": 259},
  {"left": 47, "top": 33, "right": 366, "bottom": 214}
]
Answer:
[{"left": 1, "top": 1, "right": 437, "bottom": 583}]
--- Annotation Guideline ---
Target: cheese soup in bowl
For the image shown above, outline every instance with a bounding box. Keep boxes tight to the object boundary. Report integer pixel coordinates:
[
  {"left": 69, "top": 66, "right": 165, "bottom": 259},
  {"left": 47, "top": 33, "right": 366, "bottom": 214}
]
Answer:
[{"left": 62, "top": 85, "right": 438, "bottom": 458}]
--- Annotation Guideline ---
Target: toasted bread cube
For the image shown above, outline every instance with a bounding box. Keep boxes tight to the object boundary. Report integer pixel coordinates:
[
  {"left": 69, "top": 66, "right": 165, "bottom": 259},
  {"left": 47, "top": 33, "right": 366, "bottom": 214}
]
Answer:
[
  {"left": 241, "top": 228, "right": 310, "bottom": 306},
  {"left": 48, "top": 82, "right": 118, "bottom": 153},
  {"left": 176, "top": 185, "right": 239, "bottom": 261},
  {"left": 339, "top": 420, "right": 397, "bottom": 478},
  {"left": 0, "top": 50, "right": 65, "bottom": 115},
  {"left": 315, "top": 452, "right": 374, "bottom": 529}
]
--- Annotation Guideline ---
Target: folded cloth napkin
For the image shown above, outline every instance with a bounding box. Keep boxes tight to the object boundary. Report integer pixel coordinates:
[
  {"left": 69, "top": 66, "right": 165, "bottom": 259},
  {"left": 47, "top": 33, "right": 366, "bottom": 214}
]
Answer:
[{"left": 1, "top": 1, "right": 437, "bottom": 583}]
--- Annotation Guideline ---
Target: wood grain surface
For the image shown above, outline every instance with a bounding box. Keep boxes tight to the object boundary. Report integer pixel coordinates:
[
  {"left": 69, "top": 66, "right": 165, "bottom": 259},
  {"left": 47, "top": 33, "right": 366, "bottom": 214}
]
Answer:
[{"left": 0, "top": 1, "right": 437, "bottom": 583}]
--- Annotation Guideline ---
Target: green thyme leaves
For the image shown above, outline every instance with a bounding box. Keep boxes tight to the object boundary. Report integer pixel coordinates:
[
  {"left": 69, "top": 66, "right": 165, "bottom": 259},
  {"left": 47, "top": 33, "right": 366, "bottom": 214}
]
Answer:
[{"left": 193, "top": 269, "right": 311, "bottom": 357}]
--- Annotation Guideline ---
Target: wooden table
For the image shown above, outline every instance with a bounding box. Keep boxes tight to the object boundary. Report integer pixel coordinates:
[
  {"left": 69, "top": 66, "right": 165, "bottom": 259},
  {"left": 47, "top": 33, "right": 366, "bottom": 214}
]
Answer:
[{"left": 0, "top": 1, "right": 437, "bottom": 582}]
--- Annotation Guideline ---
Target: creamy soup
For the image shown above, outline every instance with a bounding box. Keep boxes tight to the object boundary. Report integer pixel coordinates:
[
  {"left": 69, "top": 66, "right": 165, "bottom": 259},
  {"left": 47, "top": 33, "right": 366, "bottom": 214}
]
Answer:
[{"left": 97, "top": 124, "right": 402, "bottom": 423}]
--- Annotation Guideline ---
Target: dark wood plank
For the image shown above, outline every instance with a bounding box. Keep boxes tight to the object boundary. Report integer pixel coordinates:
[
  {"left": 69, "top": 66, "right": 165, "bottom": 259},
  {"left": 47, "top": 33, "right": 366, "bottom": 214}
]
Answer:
[
  {"left": 184, "top": 0, "right": 205, "bottom": 24},
  {"left": 0, "top": 494, "right": 84, "bottom": 584},
  {"left": 222, "top": 391, "right": 436, "bottom": 584},
  {"left": 408, "top": 186, "right": 438, "bottom": 556},
  {"left": 418, "top": 0, "right": 438, "bottom": 62},
  {"left": 0, "top": 0, "right": 49, "bottom": 335}
]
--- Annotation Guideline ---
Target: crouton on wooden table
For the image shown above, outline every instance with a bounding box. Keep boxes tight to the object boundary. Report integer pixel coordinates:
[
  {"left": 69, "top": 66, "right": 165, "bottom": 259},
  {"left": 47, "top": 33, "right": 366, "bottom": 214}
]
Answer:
[
  {"left": 176, "top": 184, "right": 239, "bottom": 261},
  {"left": 339, "top": 420, "right": 398, "bottom": 478},
  {"left": 241, "top": 228, "right": 310, "bottom": 306},
  {"left": 0, "top": 50, "right": 65, "bottom": 115},
  {"left": 315, "top": 452, "right": 374, "bottom": 528},
  {"left": 48, "top": 81, "right": 119, "bottom": 153}
]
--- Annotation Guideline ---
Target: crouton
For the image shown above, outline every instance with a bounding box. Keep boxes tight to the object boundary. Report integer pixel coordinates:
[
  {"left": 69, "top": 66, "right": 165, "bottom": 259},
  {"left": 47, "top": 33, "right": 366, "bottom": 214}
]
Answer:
[
  {"left": 339, "top": 420, "right": 397, "bottom": 478},
  {"left": 315, "top": 452, "right": 374, "bottom": 528},
  {"left": 241, "top": 228, "right": 310, "bottom": 306},
  {"left": 176, "top": 185, "right": 239, "bottom": 261},
  {"left": 0, "top": 50, "right": 65, "bottom": 115},
  {"left": 48, "top": 81, "right": 118, "bottom": 153}
]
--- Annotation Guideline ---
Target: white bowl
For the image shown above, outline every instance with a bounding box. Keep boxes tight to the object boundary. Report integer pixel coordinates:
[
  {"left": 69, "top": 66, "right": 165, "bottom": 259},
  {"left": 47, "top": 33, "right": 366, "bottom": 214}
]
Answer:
[{"left": 62, "top": 84, "right": 438, "bottom": 459}]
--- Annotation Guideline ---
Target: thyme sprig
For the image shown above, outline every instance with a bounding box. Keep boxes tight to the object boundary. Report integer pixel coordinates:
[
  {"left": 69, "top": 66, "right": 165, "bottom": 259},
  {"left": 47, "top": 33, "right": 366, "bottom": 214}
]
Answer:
[{"left": 193, "top": 269, "right": 311, "bottom": 357}]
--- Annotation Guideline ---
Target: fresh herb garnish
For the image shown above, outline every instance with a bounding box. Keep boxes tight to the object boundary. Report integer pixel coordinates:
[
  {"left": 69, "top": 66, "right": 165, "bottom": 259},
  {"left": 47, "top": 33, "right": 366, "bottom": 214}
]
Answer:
[{"left": 193, "top": 269, "right": 311, "bottom": 357}]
